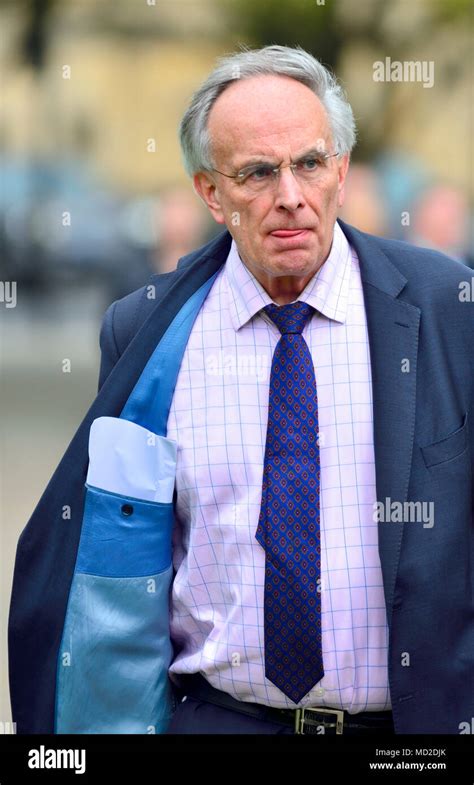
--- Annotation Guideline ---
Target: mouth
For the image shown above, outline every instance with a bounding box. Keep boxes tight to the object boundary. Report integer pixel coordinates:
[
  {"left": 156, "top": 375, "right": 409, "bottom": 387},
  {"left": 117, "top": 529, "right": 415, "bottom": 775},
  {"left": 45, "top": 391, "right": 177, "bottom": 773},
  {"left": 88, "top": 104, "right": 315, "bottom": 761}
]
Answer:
[
  {"left": 269, "top": 228, "right": 312, "bottom": 244},
  {"left": 270, "top": 228, "right": 310, "bottom": 237}
]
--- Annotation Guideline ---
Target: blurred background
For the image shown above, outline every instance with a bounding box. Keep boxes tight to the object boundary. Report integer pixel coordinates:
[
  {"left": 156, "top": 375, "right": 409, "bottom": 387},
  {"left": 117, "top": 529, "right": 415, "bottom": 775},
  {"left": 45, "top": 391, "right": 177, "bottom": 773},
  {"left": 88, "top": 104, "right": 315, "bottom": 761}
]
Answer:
[{"left": 1, "top": 0, "right": 473, "bottom": 725}]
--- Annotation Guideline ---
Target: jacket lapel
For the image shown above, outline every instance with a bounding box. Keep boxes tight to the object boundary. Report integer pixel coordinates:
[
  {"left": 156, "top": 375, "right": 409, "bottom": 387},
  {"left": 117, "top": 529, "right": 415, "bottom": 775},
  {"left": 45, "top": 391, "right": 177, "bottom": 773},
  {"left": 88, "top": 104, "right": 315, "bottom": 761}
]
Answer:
[
  {"left": 120, "top": 272, "right": 221, "bottom": 435},
  {"left": 338, "top": 220, "right": 421, "bottom": 625},
  {"left": 100, "top": 237, "right": 231, "bottom": 417}
]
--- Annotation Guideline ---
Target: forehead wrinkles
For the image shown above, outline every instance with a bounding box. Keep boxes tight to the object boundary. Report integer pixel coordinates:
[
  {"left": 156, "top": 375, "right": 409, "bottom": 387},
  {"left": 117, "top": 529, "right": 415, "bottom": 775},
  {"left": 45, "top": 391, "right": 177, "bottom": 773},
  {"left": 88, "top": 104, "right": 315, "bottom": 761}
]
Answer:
[
  {"left": 207, "top": 76, "right": 332, "bottom": 163},
  {"left": 212, "top": 129, "right": 333, "bottom": 169}
]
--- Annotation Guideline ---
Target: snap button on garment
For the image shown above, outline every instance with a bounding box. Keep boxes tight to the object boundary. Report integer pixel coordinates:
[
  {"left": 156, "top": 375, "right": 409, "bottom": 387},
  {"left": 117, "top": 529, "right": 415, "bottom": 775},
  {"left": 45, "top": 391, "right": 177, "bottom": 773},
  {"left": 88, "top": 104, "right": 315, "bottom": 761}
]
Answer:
[{"left": 121, "top": 504, "right": 134, "bottom": 516}]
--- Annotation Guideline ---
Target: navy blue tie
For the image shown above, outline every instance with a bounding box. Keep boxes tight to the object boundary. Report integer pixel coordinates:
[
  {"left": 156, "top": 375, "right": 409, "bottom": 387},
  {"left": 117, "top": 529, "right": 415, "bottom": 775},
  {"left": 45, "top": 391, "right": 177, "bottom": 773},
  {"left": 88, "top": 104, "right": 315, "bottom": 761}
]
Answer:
[{"left": 256, "top": 301, "right": 324, "bottom": 703}]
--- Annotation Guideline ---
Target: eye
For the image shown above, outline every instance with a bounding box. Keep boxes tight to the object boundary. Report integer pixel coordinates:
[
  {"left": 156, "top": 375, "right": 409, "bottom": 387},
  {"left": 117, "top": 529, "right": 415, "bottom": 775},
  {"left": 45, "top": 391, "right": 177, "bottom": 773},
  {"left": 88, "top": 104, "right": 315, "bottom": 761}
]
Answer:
[
  {"left": 245, "top": 165, "right": 274, "bottom": 182},
  {"left": 298, "top": 157, "right": 321, "bottom": 171}
]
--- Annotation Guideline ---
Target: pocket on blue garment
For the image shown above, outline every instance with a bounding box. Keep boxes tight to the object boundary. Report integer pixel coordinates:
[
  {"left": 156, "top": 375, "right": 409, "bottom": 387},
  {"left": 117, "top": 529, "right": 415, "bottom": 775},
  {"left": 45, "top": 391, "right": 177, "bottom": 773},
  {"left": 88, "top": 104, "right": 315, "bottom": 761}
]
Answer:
[{"left": 76, "top": 484, "right": 174, "bottom": 578}]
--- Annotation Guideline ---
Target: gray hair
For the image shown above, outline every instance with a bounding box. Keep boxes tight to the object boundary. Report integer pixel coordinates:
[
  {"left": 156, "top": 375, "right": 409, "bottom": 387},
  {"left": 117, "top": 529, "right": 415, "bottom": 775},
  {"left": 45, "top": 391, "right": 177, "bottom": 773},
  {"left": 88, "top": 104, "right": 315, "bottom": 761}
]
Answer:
[{"left": 179, "top": 44, "right": 357, "bottom": 177}]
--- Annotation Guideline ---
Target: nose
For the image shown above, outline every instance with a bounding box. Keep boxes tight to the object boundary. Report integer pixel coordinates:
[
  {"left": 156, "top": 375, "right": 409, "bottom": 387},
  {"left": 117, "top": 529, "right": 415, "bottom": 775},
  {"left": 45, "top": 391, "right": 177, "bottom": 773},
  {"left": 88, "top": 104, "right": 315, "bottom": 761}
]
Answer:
[{"left": 273, "top": 165, "right": 305, "bottom": 212}]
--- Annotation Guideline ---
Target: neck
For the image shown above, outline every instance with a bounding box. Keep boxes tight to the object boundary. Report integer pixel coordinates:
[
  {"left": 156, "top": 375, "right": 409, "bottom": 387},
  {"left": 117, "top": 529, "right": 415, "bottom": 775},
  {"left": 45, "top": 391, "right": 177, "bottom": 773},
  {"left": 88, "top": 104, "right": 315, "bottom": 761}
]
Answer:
[{"left": 260, "top": 271, "right": 319, "bottom": 305}]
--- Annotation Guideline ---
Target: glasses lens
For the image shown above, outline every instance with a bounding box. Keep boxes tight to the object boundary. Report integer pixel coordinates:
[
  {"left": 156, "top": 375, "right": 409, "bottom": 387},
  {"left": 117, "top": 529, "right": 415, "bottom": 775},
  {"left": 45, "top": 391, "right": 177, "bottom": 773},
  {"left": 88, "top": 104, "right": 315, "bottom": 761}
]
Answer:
[
  {"left": 295, "top": 156, "right": 329, "bottom": 179},
  {"left": 239, "top": 164, "right": 275, "bottom": 186}
]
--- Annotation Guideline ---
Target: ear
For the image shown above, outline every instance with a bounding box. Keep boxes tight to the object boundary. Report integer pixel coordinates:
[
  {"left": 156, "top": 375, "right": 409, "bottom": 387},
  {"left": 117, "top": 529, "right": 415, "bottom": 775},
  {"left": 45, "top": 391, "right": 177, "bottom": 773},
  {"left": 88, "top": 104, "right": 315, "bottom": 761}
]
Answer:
[
  {"left": 193, "top": 172, "right": 226, "bottom": 224},
  {"left": 336, "top": 154, "right": 350, "bottom": 209}
]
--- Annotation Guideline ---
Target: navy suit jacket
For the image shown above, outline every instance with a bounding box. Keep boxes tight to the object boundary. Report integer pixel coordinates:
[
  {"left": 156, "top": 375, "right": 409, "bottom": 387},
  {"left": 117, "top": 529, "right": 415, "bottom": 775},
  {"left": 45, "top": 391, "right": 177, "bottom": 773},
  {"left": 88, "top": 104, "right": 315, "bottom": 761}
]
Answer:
[{"left": 8, "top": 219, "right": 474, "bottom": 734}]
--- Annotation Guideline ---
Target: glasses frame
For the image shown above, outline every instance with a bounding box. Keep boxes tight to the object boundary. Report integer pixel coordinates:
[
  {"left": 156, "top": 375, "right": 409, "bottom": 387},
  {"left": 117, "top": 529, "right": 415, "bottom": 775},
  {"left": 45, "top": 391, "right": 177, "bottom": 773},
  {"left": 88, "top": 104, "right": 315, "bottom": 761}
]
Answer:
[{"left": 210, "top": 151, "right": 340, "bottom": 187}]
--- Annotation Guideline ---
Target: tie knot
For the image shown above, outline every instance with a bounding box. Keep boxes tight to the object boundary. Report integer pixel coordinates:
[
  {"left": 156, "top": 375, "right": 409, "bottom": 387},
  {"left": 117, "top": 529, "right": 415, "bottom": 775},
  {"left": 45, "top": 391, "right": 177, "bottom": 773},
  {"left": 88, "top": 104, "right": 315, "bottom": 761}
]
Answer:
[{"left": 263, "top": 301, "right": 314, "bottom": 335}]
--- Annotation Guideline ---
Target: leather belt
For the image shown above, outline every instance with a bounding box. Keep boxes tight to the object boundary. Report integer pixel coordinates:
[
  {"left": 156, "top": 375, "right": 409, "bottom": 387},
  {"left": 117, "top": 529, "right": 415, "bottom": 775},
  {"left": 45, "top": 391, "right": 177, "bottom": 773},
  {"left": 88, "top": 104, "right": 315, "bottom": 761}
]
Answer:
[{"left": 173, "top": 673, "right": 394, "bottom": 735}]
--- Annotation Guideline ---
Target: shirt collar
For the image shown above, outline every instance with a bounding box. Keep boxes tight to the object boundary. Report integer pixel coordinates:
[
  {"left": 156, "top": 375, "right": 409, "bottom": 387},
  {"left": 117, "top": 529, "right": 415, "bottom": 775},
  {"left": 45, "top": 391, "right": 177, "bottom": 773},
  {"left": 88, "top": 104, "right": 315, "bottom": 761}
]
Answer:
[{"left": 224, "top": 220, "right": 353, "bottom": 331}]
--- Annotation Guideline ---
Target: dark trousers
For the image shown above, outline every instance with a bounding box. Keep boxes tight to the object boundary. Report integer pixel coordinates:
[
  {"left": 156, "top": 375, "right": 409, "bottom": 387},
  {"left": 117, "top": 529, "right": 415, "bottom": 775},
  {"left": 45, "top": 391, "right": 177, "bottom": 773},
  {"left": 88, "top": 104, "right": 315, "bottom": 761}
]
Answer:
[
  {"left": 166, "top": 694, "right": 297, "bottom": 734},
  {"left": 166, "top": 689, "right": 395, "bottom": 735}
]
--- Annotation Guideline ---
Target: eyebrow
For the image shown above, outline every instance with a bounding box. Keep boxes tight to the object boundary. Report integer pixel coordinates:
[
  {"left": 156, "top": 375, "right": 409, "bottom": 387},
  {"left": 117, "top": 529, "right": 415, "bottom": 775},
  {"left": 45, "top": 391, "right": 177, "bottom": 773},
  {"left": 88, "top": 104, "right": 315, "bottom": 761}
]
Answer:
[{"left": 234, "top": 145, "right": 331, "bottom": 171}]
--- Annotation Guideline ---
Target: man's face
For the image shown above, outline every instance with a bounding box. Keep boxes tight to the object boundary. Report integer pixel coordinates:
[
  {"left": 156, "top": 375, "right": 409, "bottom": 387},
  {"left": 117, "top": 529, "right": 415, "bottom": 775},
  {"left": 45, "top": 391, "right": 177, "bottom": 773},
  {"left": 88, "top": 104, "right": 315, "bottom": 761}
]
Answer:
[{"left": 194, "top": 74, "right": 350, "bottom": 292}]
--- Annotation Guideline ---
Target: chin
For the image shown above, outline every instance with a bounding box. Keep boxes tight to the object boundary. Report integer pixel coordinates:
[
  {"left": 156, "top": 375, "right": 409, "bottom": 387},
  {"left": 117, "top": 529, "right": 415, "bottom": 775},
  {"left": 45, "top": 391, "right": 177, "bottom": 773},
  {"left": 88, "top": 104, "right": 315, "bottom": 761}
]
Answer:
[{"left": 271, "top": 251, "right": 317, "bottom": 273}]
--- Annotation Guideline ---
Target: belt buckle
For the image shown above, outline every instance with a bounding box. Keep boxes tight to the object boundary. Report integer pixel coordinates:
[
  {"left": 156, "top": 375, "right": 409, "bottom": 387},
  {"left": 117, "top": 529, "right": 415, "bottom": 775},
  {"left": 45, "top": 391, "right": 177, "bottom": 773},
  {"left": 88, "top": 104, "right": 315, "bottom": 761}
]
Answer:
[{"left": 295, "top": 707, "right": 344, "bottom": 735}]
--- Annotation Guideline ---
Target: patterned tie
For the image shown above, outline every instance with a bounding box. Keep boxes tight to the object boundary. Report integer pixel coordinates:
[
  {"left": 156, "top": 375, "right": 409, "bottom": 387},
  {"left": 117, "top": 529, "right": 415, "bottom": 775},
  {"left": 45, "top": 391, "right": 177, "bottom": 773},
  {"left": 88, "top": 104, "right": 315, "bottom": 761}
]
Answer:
[{"left": 255, "top": 301, "right": 324, "bottom": 704}]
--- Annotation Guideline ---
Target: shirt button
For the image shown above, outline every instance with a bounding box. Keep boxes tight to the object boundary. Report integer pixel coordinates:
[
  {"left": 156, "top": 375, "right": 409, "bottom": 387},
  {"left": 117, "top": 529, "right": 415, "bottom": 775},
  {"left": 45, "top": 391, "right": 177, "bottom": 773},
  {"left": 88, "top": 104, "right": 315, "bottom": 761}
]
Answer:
[{"left": 315, "top": 687, "right": 325, "bottom": 697}]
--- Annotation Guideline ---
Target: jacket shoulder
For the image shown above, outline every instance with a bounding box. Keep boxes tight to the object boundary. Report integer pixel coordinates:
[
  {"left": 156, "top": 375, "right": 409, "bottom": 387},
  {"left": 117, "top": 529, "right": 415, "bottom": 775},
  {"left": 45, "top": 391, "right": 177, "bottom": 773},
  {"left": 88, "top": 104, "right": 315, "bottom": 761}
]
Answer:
[
  {"left": 338, "top": 220, "right": 473, "bottom": 317},
  {"left": 97, "top": 273, "right": 176, "bottom": 390},
  {"left": 342, "top": 220, "right": 470, "bottom": 284},
  {"left": 103, "top": 274, "right": 171, "bottom": 355},
  {"left": 98, "top": 229, "right": 232, "bottom": 389},
  {"left": 108, "top": 230, "right": 231, "bottom": 349},
  {"left": 376, "top": 235, "right": 469, "bottom": 279}
]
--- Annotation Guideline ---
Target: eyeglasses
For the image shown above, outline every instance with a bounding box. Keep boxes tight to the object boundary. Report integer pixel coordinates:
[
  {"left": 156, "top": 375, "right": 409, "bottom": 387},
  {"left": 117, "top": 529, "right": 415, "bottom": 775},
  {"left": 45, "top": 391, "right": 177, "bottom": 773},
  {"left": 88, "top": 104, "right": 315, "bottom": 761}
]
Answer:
[{"left": 211, "top": 151, "right": 339, "bottom": 192}]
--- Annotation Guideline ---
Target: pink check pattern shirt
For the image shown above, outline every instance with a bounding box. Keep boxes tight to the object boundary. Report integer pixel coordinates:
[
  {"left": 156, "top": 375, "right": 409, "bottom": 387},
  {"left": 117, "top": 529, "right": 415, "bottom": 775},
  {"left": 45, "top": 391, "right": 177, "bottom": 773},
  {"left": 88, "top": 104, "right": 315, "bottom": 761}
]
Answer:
[{"left": 166, "top": 221, "right": 391, "bottom": 713}]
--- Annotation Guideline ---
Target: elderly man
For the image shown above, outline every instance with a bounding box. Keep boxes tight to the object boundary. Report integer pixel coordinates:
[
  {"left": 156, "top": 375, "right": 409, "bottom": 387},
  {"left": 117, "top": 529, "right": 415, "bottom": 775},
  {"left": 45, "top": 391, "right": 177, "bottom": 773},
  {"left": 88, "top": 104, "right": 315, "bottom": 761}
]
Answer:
[{"left": 8, "top": 46, "right": 473, "bottom": 736}]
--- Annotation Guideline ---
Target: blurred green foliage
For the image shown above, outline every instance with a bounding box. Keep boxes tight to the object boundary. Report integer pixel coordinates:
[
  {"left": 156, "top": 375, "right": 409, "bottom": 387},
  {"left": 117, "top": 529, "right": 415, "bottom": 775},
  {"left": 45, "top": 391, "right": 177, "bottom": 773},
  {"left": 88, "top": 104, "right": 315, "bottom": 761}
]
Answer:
[
  {"left": 227, "top": 0, "right": 472, "bottom": 69},
  {"left": 432, "top": 0, "right": 474, "bottom": 21},
  {"left": 227, "top": 0, "right": 343, "bottom": 70}
]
